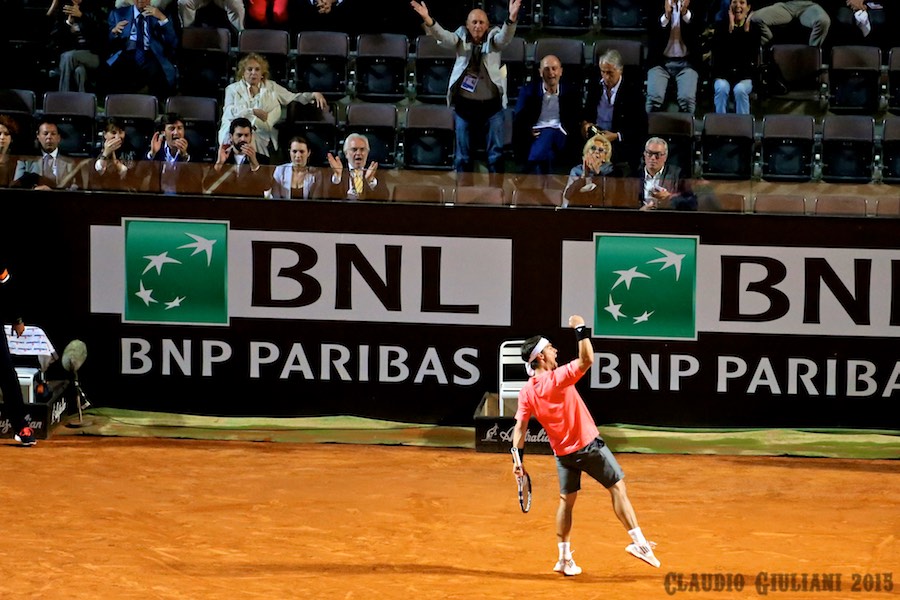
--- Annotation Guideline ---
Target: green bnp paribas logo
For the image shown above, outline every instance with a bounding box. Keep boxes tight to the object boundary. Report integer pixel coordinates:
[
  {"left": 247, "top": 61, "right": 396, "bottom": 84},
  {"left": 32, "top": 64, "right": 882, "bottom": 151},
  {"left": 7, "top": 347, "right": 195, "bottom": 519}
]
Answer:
[
  {"left": 124, "top": 219, "right": 229, "bottom": 325},
  {"left": 594, "top": 234, "right": 698, "bottom": 340}
]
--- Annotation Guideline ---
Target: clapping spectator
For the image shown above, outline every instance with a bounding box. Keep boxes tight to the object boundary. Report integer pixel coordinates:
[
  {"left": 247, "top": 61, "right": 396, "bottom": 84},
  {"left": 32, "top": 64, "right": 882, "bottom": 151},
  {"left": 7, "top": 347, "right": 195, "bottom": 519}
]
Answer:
[
  {"left": 711, "top": 0, "right": 761, "bottom": 114},
  {"left": 219, "top": 53, "right": 328, "bottom": 165},
  {"left": 646, "top": 0, "right": 702, "bottom": 115},
  {"left": 48, "top": 0, "right": 103, "bottom": 92},
  {"left": 105, "top": 0, "right": 178, "bottom": 99},
  {"left": 92, "top": 118, "right": 140, "bottom": 190},
  {"left": 205, "top": 117, "right": 271, "bottom": 196},
  {"left": 563, "top": 135, "right": 614, "bottom": 207},
  {"left": 269, "top": 136, "right": 325, "bottom": 199},
  {"left": 326, "top": 133, "right": 388, "bottom": 201},
  {"left": 145, "top": 113, "right": 198, "bottom": 194}
]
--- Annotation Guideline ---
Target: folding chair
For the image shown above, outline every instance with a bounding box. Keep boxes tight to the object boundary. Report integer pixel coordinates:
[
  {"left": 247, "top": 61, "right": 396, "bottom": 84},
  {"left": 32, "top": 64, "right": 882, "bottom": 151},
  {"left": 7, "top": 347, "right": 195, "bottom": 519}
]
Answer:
[
  {"left": 648, "top": 112, "right": 695, "bottom": 177},
  {"left": 354, "top": 33, "right": 409, "bottom": 102},
  {"left": 599, "top": 0, "right": 648, "bottom": 32},
  {"left": 540, "top": 0, "right": 595, "bottom": 32},
  {"left": 344, "top": 103, "right": 398, "bottom": 168},
  {"left": 828, "top": 45, "right": 882, "bottom": 114},
  {"left": 414, "top": 34, "right": 455, "bottom": 104},
  {"left": 820, "top": 115, "right": 874, "bottom": 183},
  {"left": 760, "top": 114, "right": 815, "bottom": 182},
  {"left": 768, "top": 44, "right": 825, "bottom": 102},
  {"left": 700, "top": 113, "right": 755, "bottom": 180},
  {"left": 179, "top": 28, "right": 231, "bottom": 98},
  {"left": 41, "top": 91, "right": 96, "bottom": 156},
  {"left": 296, "top": 31, "right": 350, "bottom": 101},
  {"left": 502, "top": 37, "right": 528, "bottom": 103},
  {"left": 403, "top": 104, "right": 455, "bottom": 170}
]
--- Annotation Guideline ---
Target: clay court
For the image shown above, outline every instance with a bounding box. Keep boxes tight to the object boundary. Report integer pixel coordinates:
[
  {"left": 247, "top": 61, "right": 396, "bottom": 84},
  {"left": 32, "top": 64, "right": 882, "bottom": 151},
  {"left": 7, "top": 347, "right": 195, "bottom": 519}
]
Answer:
[{"left": 1, "top": 435, "right": 897, "bottom": 600}]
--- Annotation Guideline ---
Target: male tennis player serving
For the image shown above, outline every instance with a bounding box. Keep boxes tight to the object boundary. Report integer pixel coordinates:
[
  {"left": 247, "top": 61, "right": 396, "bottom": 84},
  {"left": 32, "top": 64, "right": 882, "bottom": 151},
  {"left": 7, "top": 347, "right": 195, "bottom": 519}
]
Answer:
[{"left": 512, "top": 314, "right": 660, "bottom": 575}]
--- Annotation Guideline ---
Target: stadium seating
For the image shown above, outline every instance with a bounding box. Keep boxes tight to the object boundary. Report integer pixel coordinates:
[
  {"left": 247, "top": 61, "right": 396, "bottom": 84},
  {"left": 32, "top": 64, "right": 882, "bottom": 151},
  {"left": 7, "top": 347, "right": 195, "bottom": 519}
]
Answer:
[
  {"left": 820, "top": 115, "right": 874, "bottom": 183},
  {"left": 760, "top": 114, "right": 815, "bottom": 182},
  {"left": 881, "top": 116, "right": 900, "bottom": 184},
  {"left": 813, "top": 195, "right": 868, "bottom": 216},
  {"left": 753, "top": 194, "right": 807, "bottom": 214},
  {"left": 700, "top": 113, "right": 755, "bottom": 180},
  {"left": 354, "top": 34, "right": 409, "bottom": 102},
  {"left": 179, "top": 28, "right": 232, "bottom": 98},
  {"left": 391, "top": 184, "right": 444, "bottom": 204},
  {"left": 827, "top": 45, "right": 882, "bottom": 114},
  {"left": 648, "top": 112, "right": 695, "bottom": 177},
  {"left": 296, "top": 31, "right": 350, "bottom": 101},
  {"left": 540, "top": 0, "right": 595, "bottom": 33},
  {"left": 414, "top": 35, "right": 455, "bottom": 104},
  {"left": 41, "top": 91, "right": 96, "bottom": 157},
  {"left": 238, "top": 29, "right": 291, "bottom": 85},
  {"left": 402, "top": 105, "right": 455, "bottom": 170},
  {"left": 599, "top": 0, "right": 648, "bottom": 32},
  {"left": 344, "top": 103, "right": 398, "bottom": 168}
]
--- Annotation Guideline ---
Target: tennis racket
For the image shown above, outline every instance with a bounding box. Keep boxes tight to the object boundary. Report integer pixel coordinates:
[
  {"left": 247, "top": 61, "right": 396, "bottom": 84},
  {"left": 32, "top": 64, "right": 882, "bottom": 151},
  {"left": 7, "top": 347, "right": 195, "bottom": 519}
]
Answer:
[{"left": 510, "top": 447, "right": 532, "bottom": 513}]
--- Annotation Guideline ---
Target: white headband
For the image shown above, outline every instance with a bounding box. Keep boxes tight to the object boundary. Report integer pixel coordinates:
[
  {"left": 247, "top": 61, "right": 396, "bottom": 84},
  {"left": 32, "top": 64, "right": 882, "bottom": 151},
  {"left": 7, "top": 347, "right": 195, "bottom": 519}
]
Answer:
[{"left": 525, "top": 337, "right": 550, "bottom": 376}]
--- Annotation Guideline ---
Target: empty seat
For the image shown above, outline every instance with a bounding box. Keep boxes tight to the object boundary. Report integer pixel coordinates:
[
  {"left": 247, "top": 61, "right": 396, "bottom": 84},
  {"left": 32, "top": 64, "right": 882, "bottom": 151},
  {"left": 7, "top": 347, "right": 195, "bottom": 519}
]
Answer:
[
  {"left": 238, "top": 29, "right": 290, "bottom": 84},
  {"left": 453, "top": 185, "right": 507, "bottom": 205},
  {"left": 296, "top": 31, "right": 350, "bottom": 101},
  {"left": 813, "top": 195, "right": 868, "bottom": 216},
  {"left": 414, "top": 34, "right": 455, "bottom": 104},
  {"left": 279, "top": 102, "right": 338, "bottom": 167},
  {"left": 6, "top": 89, "right": 36, "bottom": 138},
  {"left": 647, "top": 112, "right": 695, "bottom": 176},
  {"left": 403, "top": 104, "right": 455, "bottom": 170},
  {"left": 700, "top": 113, "right": 755, "bottom": 180},
  {"left": 698, "top": 192, "right": 745, "bottom": 212},
  {"left": 540, "top": 0, "right": 594, "bottom": 32},
  {"left": 828, "top": 45, "right": 882, "bottom": 113},
  {"left": 41, "top": 91, "right": 96, "bottom": 156},
  {"left": 502, "top": 36, "right": 528, "bottom": 103},
  {"left": 391, "top": 183, "right": 444, "bottom": 203},
  {"left": 768, "top": 44, "right": 824, "bottom": 101},
  {"left": 179, "top": 28, "right": 231, "bottom": 98},
  {"left": 511, "top": 187, "right": 561, "bottom": 207},
  {"left": 889, "top": 48, "right": 900, "bottom": 114},
  {"left": 354, "top": 33, "right": 409, "bottom": 102},
  {"left": 760, "top": 114, "right": 815, "bottom": 182},
  {"left": 345, "top": 103, "right": 397, "bottom": 168},
  {"left": 881, "top": 116, "right": 900, "bottom": 184},
  {"left": 165, "top": 96, "right": 219, "bottom": 162},
  {"left": 821, "top": 115, "right": 874, "bottom": 183},
  {"left": 533, "top": 38, "right": 586, "bottom": 98},
  {"left": 105, "top": 93, "right": 159, "bottom": 156},
  {"left": 753, "top": 194, "right": 806, "bottom": 214},
  {"left": 599, "top": 0, "right": 648, "bottom": 32}
]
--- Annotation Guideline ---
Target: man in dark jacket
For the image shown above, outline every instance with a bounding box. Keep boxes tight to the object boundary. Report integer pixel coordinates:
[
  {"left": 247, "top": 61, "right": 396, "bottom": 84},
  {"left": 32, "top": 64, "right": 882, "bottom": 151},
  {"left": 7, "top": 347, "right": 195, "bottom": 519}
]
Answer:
[
  {"left": 0, "top": 255, "right": 36, "bottom": 446},
  {"left": 581, "top": 49, "right": 648, "bottom": 176},
  {"left": 512, "top": 54, "right": 582, "bottom": 175},
  {"left": 203, "top": 117, "right": 271, "bottom": 197},
  {"left": 637, "top": 136, "right": 697, "bottom": 210}
]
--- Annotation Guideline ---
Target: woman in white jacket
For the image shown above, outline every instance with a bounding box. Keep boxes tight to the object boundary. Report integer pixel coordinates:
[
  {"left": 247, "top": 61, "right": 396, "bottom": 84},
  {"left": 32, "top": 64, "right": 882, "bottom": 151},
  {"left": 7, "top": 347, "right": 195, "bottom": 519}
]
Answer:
[{"left": 219, "top": 53, "right": 327, "bottom": 163}]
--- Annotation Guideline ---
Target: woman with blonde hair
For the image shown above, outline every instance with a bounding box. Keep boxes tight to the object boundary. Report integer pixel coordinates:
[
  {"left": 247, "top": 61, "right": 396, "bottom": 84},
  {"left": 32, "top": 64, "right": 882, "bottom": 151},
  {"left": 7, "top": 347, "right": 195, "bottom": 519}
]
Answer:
[
  {"left": 219, "top": 52, "right": 328, "bottom": 164},
  {"left": 563, "top": 134, "right": 613, "bottom": 207}
]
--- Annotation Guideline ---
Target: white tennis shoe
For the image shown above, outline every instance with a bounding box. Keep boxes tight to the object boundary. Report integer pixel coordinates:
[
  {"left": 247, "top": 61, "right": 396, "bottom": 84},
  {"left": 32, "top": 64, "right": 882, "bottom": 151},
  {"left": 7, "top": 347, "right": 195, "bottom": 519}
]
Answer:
[
  {"left": 626, "top": 543, "right": 661, "bottom": 568},
  {"left": 553, "top": 555, "right": 582, "bottom": 576}
]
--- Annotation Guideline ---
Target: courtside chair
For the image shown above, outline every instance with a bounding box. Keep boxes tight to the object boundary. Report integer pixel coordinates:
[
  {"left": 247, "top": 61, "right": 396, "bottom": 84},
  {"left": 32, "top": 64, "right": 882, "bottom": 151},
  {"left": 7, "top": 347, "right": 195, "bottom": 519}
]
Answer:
[
  {"left": 402, "top": 104, "right": 455, "bottom": 170},
  {"left": 41, "top": 91, "right": 96, "bottom": 156},
  {"left": 752, "top": 194, "right": 806, "bottom": 215},
  {"left": 414, "top": 34, "right": 456, "bottom": 104},
  {"left": 238, "top": 29, "right": 291, "bottom": 85},
  {"left": 760, "top": 114, "right": 815, "bottom": 182},
  {"left": 828, "top": 45, "right": 882, "bottom": 114},
  {"left": 344, "top": 103, "right": 398, "bottom": 168},
  {"left": 820, "top": 115, "right": 875, "bottom": 183},
  {"left": 164, "top": 96, "right": 219, "bottom": 162},
  {"left": 353, "top": 33, "right": 409, "bottom": 102},
  {"left": 881, "top": 116, "right": 900, "bottom": 184},
  {"left": 813, "top": 195, "right": 868, "bottom": 216},
  {"left": 104, "top": 93, "right": 159, "bottom": 157},
  {"left": 539, "top": 0, "right": 595, "bottom": 33},
  {"left": 700, "top": 113, "right": 755, "bottom": 180},
  {"left": 295, "top": 31, "right": 350, "bottom": 102},
  {"left": 648, "top": 112, "right": 696, "bottom": 177},
  {"left": 179, "top": 28, "right": 231, "bottom": 98}
]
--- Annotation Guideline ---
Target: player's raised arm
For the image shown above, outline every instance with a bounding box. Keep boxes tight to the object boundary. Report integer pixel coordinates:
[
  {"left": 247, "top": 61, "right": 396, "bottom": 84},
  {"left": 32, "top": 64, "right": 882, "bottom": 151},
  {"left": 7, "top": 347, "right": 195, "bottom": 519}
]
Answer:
[{"left": 569, "top": 314, "right": 593, "bottom": 372}]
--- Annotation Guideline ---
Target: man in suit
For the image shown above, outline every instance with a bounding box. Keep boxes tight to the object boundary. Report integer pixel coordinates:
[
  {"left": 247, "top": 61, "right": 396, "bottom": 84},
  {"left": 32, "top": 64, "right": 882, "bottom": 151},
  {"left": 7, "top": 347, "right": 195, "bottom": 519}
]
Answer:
[
  {"left": 581, "top": 49, "right": 648, "bottom": 177},
  {"left": 203, "top": 117, "right": 271, "bottom": 196},
  {"left": 143, "top": 112, "right": 201, "bottom": 194},
  {"left": 645, "top": 0, "right": 702, "bottom": 115},
  {"left": 512, "top": 54, "right": 582, "bottom": 175},
  {"left": 325, "top": 133, "right": 388, "bottom": 201},
  {"left": 13, "top": 119, "right": 85, "bottom": 190},
  {"left": 637, "top": 136, "right": 697, "bottom": 211},
  {"left": 105, "top": 0, "right": 178, "bottom": 99}
]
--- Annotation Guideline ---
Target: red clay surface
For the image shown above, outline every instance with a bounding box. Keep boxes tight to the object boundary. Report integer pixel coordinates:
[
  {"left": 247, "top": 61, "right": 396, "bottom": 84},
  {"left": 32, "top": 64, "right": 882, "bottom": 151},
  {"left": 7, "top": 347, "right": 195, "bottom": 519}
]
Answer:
[{"left": 1, "top": 437, "right": 897, "bottom": 599}]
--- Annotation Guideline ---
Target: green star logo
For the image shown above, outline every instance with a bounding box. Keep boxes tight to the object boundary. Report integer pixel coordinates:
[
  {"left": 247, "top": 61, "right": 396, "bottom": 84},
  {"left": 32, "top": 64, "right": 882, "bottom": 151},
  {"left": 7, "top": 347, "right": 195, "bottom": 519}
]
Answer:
[
  {"left": 124, "top": 219, "right": 229, "bottom": 325},
  {"left": 594, "top": 234, "right": 698, "bottom": 340}
]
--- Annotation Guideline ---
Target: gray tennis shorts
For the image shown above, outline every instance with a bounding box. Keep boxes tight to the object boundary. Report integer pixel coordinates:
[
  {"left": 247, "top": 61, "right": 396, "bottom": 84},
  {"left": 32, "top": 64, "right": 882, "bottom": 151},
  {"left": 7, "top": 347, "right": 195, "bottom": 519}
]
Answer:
[{"left": 555, "top": 437, "right": 624, "bottom": 495}]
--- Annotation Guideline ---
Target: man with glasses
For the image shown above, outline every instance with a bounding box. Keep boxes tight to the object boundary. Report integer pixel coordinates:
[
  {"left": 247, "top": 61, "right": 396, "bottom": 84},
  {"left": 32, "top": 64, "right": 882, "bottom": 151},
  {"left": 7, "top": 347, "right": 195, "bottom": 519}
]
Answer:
[
  {"left": 581, "top": 49, "right": 647, "bottom": 176},
  {"left": 326, "top": 133, "right": 388, "bottom": 201},
  {"left": 638, "top": 137, "right": 696, "bottom": 210}
]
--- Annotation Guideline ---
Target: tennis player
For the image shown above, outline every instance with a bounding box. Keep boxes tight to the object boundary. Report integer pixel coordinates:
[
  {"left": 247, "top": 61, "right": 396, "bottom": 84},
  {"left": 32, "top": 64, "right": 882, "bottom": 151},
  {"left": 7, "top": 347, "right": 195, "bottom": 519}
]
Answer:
[{"left": 511, "top": 314, "right": 660, "bottom": 575}]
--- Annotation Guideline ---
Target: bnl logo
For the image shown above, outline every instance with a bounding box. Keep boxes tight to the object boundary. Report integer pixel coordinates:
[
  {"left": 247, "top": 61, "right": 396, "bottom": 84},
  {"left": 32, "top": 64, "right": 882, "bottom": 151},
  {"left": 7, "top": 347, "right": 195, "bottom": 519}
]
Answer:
[
  {"left": 594, "top": 234, "right": 698, "bottom": 340},
  {"left": 124, "top": 219, "right": 229, "bottom": 325}
]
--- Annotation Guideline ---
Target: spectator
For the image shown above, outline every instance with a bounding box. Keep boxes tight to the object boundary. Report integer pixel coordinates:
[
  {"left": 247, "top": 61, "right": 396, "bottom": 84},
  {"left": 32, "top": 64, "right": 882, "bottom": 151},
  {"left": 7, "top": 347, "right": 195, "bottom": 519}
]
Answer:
[
  {"left": 645, "top": 0, "right": 702, "bottom": 116},
  {"left": 711, "top": 0, "right": 761, "bottom": 114},
  {"left": 562, "top": 134, "right": 614, "bottom": 208},
  {"left": 638, "top": 137, "right": 697, "bottom": 211},
  {"left": 204, "top": 117, "right": 271, "bottom": 196},
  {"left": 179, "top": 0, "right": 245, "bottom": 33},
  {"left": 0, "top": 115, "right": 17, "bottom": 187},
  {"left": 582, "top": 49, "right": 648, "bottom": 176},
  {"left": 291, "top": 0, "right": 357, "bottom": 35},
  {"left": 48, "top": 0, "right": 103, "bottom": 92},
  {"left": 823, "top": 0, "right": 887, "bottom": 48},
  {"left": 105, "top": 0, "right": 178, "bottom": 99},
  {"left": 220, "top": 53, "right": 328, "bottom": 165},
  {"left": 411, "top": 0, "right": 521, "bottom": 182},
  {"left": 512, "top": 54, "right": 581, "bottom": 176},
  {"left": 145, "top": 113, "right": 198, "bottom": 194},
  {"left": 325, "top": 133, "right": 388, "bottom": 201},
  {"left": 92, "top": 118, "right": 140, "bottom": 190},
  {"left": 749, "top": 1, "right": 830, "bottom": 46},
  {"left": 269, "top": 136, "right": 324, "bottom": 199},
  {"left": 13, "top": 119, "right": 85, "bottom": 190}
]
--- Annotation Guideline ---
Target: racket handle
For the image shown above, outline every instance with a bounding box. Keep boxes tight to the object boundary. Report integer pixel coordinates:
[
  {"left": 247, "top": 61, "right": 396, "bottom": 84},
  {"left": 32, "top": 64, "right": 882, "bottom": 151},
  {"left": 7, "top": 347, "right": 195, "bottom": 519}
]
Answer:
[{"left": 510, "top": 446, "right": 523, "bottom": 468}]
